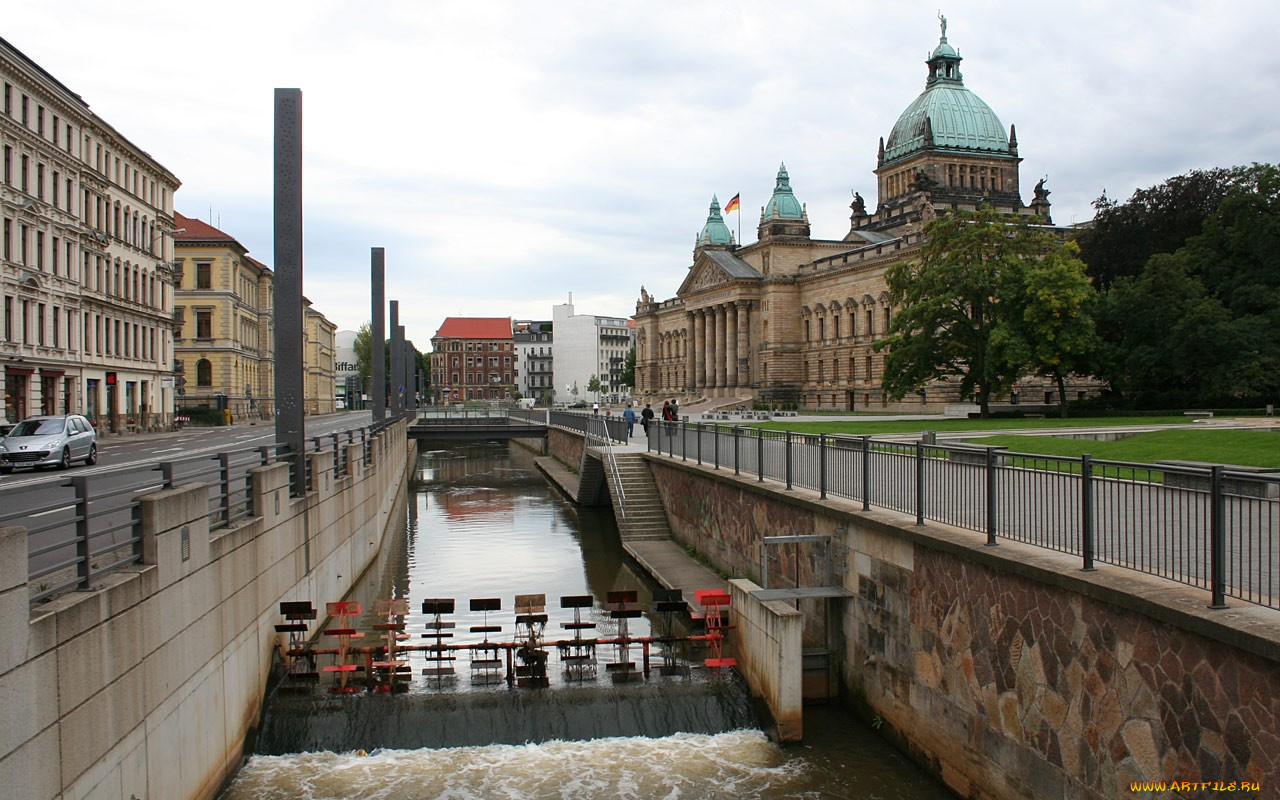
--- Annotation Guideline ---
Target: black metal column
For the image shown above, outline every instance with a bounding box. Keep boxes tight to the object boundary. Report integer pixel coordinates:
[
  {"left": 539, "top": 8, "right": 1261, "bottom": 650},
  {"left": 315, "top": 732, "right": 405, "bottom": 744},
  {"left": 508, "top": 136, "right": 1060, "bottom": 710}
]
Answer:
[
  {"left": 273, "top": 88, "right": 306, "bottom": 498},
  {"left": 389, "top": 305, "right": 404, "bottom": 415},
  {"left": 372, "top": 247, "right": 386, "bottom": 424},
  {"left": 400, "top": 332, "right": 411, "bottom": 411}
]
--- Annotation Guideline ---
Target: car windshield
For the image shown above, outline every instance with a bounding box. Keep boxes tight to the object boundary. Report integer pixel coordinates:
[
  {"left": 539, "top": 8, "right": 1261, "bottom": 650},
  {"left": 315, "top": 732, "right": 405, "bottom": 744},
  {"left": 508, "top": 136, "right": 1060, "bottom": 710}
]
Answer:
[{"left": 10, "top": 419, "right": 66, "bottom": 437}]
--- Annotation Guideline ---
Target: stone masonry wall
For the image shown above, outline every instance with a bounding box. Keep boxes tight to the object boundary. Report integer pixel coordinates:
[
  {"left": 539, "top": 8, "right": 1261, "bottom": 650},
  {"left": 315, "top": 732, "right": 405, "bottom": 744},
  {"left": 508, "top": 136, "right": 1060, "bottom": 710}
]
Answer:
[{"left": 646, "top": 454, "right": 1280, "bottom": 799}]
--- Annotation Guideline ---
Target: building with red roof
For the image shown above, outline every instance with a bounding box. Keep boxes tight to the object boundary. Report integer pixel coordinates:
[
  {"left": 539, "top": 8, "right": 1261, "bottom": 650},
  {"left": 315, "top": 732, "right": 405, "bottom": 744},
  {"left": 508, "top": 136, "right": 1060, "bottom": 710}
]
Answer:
[{"left": 430, "top": 317, "right": 514, "bottom": 404}]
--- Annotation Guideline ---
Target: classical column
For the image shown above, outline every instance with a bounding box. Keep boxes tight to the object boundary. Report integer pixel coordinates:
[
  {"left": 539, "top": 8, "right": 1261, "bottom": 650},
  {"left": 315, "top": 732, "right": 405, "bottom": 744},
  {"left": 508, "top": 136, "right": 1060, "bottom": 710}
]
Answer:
[
  {"left": 714, "top": 305, "right": 728, "bottom": 391},
  {"left": 737, "top": 300, "right": 751, "bottom": 386},
  {"left": 693, "top": 311, "right": 706, "bottom": 391},
  {"left": 705, "top": 308, "right": 718, "bottom": 391},
  {"left": 726, "top": 302, "right": 739, "bottom": 390}
]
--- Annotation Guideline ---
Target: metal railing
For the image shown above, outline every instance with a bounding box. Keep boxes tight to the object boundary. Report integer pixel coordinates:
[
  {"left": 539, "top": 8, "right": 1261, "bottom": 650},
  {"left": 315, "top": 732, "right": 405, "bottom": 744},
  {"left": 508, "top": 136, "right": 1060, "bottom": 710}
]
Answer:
[
  {"left": 3, "top": 418, "right": 401, "bottom": 606},
  {"left": 586, "top": 415, "right": 627, "bottom": 520},
  {"left": 646, "top": 422, "right": 1280, "bottom": 610}
]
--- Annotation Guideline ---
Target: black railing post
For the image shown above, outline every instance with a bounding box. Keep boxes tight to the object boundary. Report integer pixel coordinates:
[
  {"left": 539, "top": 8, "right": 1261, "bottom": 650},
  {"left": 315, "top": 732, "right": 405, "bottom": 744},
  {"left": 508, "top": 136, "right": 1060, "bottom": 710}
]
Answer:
[
  {"left": 1209, "top": 465, "right": 1227, "bottom": 609},
  {"left": 757, "top": 429, "right": 765, "bottom": 482},
  {"left": 819, "top": 434, "right": 827, "bottom": 499},
  {"left": 681, "top": 421, "right": 687, "bottom": 462},
  {"left": 1081, "top": 454, "right": 1096, "bottom": 570},
  {"left": 862, "top": 435, "right": 871, "bottom": 511},
  {"left": 785, "top": 431, "right": 793, "bottom": 490},
  {"left": 696, "top": 423, "right": 703, "bottom": 465},
  {"left": 915, "top": 441, "right": 925, "bottom": 526},
  {"left": 713, "top": 425, "right": 720, "bottom": 469},
  {"left": 331, "top": 432, "right": 342, "bottom": 477},
  {"left": 160, "top": 460, "right": 175, "bottom": 488},
  {"left": 733, "top": 427, "right": 740, "bottom": 476},
  {"left": 220, "top": 452, "right": 232, "bottom": 524},
  {"left": 985, "top": 446, "right": 998, "bottom": 546},
  {"left": 73, "top": 475, "right": 91, "bottom": 589}
]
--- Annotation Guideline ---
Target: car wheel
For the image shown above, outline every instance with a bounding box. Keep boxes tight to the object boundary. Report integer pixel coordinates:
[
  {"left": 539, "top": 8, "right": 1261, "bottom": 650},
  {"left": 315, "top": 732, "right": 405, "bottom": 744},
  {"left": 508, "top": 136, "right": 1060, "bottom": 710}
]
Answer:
[
  {"left": 85, "top": 444, "right": 98, "bottom": 466},
  {"left": 58, "top": 447, "right": 71, "bottom": 470}
]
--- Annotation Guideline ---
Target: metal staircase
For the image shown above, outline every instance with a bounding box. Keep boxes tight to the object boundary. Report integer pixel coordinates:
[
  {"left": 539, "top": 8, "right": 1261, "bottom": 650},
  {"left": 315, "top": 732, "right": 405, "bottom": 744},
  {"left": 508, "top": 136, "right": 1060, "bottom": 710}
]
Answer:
[{"left": 604, "top": 453, "right": 673, "bottom": 541}]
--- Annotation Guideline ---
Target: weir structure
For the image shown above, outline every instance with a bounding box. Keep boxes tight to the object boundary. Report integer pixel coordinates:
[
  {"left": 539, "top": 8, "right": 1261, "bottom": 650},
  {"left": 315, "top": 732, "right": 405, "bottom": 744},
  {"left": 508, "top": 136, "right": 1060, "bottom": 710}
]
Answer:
[{"left": 270, "top": 589, "right": 734, "bottom": 694}]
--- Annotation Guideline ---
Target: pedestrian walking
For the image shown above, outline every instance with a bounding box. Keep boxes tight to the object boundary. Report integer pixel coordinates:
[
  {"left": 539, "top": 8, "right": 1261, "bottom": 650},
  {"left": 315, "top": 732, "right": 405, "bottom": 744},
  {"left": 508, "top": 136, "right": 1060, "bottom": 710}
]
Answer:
[
  {"left": 641, "top": 403, "right": 654, "bottom": 434},
  {"left": 623, "top": 404, "right": 637, "bottom": 438}
]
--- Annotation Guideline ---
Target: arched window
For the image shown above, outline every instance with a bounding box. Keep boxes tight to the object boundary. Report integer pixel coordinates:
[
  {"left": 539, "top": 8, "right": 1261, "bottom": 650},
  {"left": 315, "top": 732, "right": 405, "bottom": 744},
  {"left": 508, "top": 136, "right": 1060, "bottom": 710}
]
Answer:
[{"left": 196, "top": 358, "right": 212, "bottom": 387}]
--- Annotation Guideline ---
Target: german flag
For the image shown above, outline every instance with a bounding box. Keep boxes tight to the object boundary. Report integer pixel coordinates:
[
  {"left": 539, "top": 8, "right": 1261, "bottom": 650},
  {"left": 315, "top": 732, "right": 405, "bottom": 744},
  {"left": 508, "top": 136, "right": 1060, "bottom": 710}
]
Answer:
[{"left": 724, "top": 193, "right": 740, "bottom": 213}]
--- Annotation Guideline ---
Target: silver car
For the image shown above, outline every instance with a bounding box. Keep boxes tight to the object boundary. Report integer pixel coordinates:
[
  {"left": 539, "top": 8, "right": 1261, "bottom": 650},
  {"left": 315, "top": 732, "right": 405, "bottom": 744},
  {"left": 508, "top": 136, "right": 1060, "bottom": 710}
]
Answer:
[{"left": 0, "top": 415, "right": 98, "bottom": 473}]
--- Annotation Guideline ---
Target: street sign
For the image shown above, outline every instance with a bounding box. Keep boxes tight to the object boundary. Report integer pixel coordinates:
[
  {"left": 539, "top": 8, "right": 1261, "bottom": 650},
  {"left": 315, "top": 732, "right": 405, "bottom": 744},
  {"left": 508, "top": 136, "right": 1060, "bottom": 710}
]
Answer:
[{"left": 161, "top": 376, "right": 175, "bottom": 389}]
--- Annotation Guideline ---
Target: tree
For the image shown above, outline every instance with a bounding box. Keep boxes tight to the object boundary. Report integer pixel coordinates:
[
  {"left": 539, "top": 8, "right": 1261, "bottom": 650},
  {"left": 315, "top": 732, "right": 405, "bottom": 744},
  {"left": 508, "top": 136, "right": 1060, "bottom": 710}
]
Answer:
[
  {"left": 353, "top": 322, "right": 373, "bottom": 395},
  {"left": 587, "top": 374, "right": 602, "bottom": 401},
  {"left": 1077, "top": 167, "right": 1252, "bottom": 289},
  {"left": 1002, "top": 241, "right": 1099, "bottom": 417},
  {"left": 621, "top": 345, "right": 636, "bottom": 390},
  {"left": 1090, "top": 163, "right": 1280, "bottom": 406},
  {"left": 875, "top": 206, "right": 1095, "bottom": 417}
]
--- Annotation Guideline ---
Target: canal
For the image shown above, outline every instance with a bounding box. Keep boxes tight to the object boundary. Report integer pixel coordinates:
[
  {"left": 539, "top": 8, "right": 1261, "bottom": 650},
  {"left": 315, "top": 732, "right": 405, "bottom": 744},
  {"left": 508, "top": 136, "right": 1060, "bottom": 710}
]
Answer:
[{"left": 220, "top": 440, "right": 953, "bottom": 799}]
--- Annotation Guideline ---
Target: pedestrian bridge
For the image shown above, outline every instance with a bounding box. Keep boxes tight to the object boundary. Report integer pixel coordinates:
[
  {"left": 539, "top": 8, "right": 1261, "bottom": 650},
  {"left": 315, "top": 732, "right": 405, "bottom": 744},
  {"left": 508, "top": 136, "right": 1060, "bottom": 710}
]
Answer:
[{"left": 408, "top": 408, "right": 629, "bottom": 443}]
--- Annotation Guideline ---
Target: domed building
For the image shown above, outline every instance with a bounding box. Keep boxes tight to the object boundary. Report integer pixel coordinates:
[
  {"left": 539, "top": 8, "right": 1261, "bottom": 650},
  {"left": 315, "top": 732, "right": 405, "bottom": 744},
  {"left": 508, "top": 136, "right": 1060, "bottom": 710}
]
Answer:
[{"left": 634, "top": 19, "right": 1070, "bottom": 411}]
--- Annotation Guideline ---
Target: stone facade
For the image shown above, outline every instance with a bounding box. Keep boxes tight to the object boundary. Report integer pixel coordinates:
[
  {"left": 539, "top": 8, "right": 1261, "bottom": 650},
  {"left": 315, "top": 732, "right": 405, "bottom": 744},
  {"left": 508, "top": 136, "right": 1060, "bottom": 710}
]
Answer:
[
  {"left": 2, "top": 37, "right": 181, "bottom": 431},
  {"left": 645, "top": 454, "right": 1280, "bottom": 798},
  {"left": 633, "top": 23, "right": 1096, "bottom": 413}
]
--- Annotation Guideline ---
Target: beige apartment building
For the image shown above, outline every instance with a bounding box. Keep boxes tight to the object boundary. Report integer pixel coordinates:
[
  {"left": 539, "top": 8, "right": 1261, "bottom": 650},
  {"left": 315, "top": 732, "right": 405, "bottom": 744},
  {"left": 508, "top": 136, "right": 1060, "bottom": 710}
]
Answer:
[
  {"left": 304, "top": 302, "right": 336, "bottom": 415},
  {"left": 172, "top": 214, "right": 277, "bottom": 420},
  {"left": 173, "top": 213, "right": 337, "bottom": 420},
  {"left": 2, "top": 35, "right": 182, "bottom": 431}
]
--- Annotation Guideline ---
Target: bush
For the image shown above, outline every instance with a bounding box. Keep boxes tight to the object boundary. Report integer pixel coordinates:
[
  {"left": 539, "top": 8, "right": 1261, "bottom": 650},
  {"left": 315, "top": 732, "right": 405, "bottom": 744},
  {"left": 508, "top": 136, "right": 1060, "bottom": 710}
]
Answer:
[{"left": 176, "top": 406, "right": 226, "bottom": 426}]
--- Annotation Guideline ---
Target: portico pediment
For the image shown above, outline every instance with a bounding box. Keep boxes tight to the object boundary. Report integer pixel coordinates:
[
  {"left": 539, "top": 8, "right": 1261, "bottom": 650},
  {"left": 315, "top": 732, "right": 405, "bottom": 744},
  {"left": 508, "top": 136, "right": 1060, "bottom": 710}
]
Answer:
[{"left": 678, "top": 249, "right": 762, "bottom": 297}]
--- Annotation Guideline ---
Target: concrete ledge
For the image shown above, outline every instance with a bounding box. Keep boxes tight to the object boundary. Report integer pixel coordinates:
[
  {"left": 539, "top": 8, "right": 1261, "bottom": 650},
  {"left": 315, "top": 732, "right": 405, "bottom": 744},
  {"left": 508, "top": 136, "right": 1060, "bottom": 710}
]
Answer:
[{"left": 729, "top": 578, "right": 803, "bottom": 742}]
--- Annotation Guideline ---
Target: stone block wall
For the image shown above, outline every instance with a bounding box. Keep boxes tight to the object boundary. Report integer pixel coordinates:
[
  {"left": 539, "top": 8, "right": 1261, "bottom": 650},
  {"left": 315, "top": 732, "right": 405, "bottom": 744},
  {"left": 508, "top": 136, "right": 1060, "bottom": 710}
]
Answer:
[
  {"left": 548, "top": 427, "right": 585, "bottom": 472},
  {"left": 646, "top": 454, "right": 1280, "bottom": 799}
]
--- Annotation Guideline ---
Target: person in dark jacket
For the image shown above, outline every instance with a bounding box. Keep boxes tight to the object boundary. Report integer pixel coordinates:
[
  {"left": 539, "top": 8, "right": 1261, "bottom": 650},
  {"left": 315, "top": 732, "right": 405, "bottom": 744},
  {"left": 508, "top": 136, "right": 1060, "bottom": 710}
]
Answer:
[{"left": 641, "top": 403, "right": 655, "bottom": 433}]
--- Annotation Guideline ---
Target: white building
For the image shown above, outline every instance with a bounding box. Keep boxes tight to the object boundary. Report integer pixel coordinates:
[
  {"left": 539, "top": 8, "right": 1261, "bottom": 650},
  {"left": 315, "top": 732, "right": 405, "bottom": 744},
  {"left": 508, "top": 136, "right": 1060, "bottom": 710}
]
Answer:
[
  {"left": 334, "top": 329, "right": 360, "bottom": 409},
  {"left": 551, "top": 300, "right": 634, "bottom": 405}
]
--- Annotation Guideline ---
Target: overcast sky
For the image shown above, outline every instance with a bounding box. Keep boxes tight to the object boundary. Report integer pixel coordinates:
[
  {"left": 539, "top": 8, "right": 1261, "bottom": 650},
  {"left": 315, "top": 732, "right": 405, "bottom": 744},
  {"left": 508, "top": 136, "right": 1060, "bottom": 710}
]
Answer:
[{"left": 7, "top": 2, "right": 1278, "bottom": 343}]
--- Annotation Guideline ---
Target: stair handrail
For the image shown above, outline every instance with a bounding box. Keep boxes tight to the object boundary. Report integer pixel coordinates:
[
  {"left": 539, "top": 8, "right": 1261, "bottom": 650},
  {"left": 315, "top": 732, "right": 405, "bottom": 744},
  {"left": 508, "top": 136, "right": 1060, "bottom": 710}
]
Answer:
[{"left": 586, "top": 415, "right": 627, "bottom": 520}]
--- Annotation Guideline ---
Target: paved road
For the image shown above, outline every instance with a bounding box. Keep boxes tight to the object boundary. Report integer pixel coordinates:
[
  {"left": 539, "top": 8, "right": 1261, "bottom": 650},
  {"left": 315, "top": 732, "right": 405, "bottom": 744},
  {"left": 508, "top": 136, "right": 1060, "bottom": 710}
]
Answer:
[{"left": 2, "top": 412, "right": 393, "bottom": 601}]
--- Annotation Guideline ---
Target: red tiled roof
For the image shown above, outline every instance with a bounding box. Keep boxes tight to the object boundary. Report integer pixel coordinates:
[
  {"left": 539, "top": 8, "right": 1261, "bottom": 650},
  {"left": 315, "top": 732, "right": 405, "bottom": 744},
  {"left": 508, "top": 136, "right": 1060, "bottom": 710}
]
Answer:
[
  {"left": 174, "top": 212, "right": 247, "bottom": 251},
  {"left": 434, "top": 317, "right": 513, "bottom": 340}
]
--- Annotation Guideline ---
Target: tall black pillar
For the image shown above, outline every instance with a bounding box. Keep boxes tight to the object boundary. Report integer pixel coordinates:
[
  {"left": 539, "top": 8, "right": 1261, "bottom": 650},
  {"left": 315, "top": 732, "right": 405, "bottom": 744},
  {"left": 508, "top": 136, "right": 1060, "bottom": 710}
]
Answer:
[
  {"left": 273, "top": 88, "right": 306, "bottom": 497},
  {"left": 389, "top": 301, "right": 403, "bottom": 414},
  {"left": 402, "top": 334, "right": 412, "bottom": 410},
  {"left": 371, "top": 248, "right": 386, "bottom": 424}
]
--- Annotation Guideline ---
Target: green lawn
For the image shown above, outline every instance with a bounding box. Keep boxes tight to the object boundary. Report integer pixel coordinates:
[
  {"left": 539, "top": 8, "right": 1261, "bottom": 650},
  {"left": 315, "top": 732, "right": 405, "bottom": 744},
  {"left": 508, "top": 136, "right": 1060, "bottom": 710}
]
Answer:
[
  {"left": 966, "top": 429, "right": 1280, "bottom": 469},
  {"left": 752, "top": 416, "right": 1194, "bottom": 435},
  {"left": 736, "top": 418, "right": 1280, "bottom": 468}
]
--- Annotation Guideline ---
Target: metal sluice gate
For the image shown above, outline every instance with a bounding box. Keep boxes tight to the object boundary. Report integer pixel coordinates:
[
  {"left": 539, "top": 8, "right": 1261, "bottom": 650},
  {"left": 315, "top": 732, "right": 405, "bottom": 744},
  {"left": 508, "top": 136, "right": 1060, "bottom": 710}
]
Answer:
[{"left": 274, "top": 589, "right": 736, "bottom": 693}]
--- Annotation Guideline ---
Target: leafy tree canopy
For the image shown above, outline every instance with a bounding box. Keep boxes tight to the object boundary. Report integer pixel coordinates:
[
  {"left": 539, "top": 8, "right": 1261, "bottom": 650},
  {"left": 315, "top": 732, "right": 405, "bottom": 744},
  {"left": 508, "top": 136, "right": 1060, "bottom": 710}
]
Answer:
[
  {"left": 875, "top": 206, "right": 1096, "bottom": 417},
  {"left": 1092, "top": 163, "right": 1280, "bottom": 407},
  {"left": 1077, "top": 165, "right": 1259, "bottom": 289}
]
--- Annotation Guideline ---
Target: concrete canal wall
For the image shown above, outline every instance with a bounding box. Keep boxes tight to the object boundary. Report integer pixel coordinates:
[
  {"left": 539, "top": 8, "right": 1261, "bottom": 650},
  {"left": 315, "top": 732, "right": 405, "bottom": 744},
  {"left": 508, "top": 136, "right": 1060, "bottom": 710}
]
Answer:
[
  {"left": 0, "top": 419, "right": 414, "bottom": 800},
  {"left": 646, "top": 454, "right": 1280, "bottom": 799}
]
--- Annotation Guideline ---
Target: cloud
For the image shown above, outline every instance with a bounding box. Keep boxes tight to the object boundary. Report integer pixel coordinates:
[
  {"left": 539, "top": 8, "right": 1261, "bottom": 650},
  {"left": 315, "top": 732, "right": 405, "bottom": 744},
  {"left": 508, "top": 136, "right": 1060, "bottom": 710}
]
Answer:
[{"left": 6, "top": 0, "right": 1278, "bottom": 338}]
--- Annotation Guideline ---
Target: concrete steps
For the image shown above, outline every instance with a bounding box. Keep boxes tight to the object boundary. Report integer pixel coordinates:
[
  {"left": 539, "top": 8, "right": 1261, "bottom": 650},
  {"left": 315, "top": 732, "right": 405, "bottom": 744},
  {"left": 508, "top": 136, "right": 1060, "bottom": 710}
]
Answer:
[{"left": 604, "top": 453, "right": 673, "bottom": 541}]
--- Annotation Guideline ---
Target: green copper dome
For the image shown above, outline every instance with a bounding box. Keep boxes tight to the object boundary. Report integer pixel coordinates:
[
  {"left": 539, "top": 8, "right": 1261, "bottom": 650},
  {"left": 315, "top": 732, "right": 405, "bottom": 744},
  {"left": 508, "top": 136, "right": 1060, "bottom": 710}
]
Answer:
[
  {"left": 697, "top": 196, "right": 733, "bottom": 246},
  {"left": 883, "top": 21, "right": 1010, "bottom": 164},
  {"left": 763, "top": 163, "right": 804, "bottom": 220}
]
